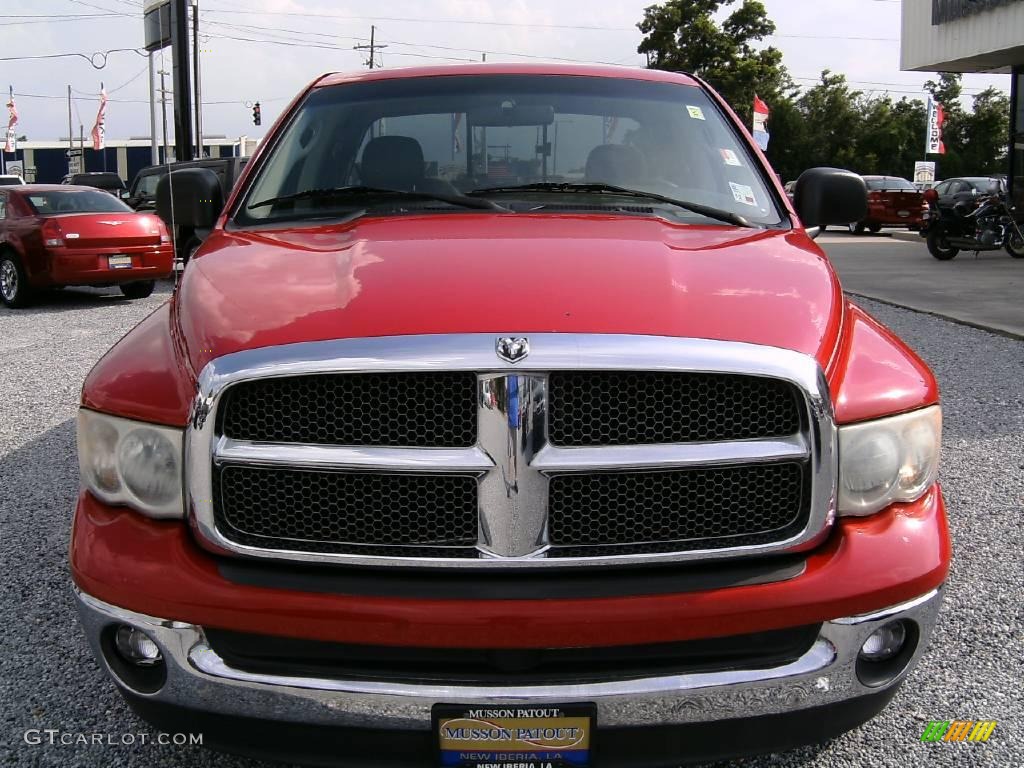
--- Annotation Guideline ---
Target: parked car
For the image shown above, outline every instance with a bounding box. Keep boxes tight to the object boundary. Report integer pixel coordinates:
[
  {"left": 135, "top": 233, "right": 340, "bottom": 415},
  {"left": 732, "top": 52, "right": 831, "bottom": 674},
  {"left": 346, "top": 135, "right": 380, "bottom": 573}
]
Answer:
[
  {"left": 0, "top": 185, "right": 173, "bottom": 307},
  {"left": 845, "top": 175, "right": 926, "bottom": 234},
  {"left": 0, "top": 174, "right": 26, "bottom": 186},
  {"left": 128, "top": 157, "right": 250, "bottom": 264},
  {"left": 71, "top": 64, "right": 947, "bottom": 768},
  {"left": 62, "top": 172, "right": 129, "bottom": 199},
  {"left": 931, "top": 176, "right": 1007, "bottom": 213}
]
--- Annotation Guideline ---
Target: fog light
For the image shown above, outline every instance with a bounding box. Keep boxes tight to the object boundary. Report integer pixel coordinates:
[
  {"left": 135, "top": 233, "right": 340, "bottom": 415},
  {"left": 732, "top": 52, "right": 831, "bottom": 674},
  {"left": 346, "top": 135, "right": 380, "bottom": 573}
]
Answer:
[
  {"left": 859, "top": 621, "right": 907, "bottom": 662},
  {"left": 114, "top": 625, "right": 162, "bottom": 666}
]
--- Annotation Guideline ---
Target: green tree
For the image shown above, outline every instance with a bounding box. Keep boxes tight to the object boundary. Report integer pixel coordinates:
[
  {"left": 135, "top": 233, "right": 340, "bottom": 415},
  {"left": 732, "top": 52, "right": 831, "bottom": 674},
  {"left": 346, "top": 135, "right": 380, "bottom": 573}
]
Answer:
[
  {"left": 637, "top": 0, "right": 791, "bottom": 124},
  {"left": 854, "top": 95, "right": 927, "bottom": 177},
  {"left": 960, "top": 87, "right": 1010, "bottom": 174},
  {"left": 796, "top": 71, "right": 863, "bottom": 170}
]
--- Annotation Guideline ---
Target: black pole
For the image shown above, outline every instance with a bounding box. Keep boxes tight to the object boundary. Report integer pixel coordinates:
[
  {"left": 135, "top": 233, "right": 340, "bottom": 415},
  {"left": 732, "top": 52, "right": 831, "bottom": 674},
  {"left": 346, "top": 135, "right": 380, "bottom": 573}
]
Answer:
[
  {"left": 193, "top": 0, "right": 203, "bottom": 157},
  {"left": 170, "top": 0, "right": 193, "bottom": 161}
]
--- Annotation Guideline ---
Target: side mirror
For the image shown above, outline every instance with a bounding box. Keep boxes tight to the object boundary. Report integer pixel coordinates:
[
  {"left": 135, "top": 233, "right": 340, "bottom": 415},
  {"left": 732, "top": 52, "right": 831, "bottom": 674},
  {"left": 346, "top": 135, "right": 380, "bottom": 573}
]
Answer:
[
  {"left": 155, "top": 168, "right": 224, "bottom": 237},
  {"left": 793, "top": 167, "right": 867, "bottom": 229}
]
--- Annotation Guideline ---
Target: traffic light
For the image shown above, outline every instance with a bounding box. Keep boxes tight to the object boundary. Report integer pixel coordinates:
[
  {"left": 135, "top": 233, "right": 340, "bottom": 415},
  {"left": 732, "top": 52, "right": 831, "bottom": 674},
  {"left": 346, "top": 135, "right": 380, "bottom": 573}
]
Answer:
[{"left": 252, "top": 102, "right": 261, "bottom": 126}]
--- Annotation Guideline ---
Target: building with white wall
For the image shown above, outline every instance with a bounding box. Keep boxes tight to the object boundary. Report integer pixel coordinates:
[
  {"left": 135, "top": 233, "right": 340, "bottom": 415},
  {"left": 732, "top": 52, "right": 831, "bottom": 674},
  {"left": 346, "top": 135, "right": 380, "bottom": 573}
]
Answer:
[{"left": 901, "top": 0, "right": 1024, "bottom": 206}]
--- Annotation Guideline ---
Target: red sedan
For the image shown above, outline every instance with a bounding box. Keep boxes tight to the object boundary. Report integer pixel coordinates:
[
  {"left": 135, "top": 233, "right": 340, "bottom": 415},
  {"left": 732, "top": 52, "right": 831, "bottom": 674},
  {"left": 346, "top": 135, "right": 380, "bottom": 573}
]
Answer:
[
  {"left": 0, "top": 184, "right": 173, "bottom": 308},
  {"left": 847, "top": 175, "right": 927, "bottom": 234}
]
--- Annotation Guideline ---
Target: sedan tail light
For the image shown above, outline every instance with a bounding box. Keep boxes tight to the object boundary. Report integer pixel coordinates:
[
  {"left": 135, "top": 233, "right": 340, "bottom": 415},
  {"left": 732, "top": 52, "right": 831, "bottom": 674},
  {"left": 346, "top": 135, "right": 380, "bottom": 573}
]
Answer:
[{"left": 41, "top": 219, "right": 65, "bottom": 248}]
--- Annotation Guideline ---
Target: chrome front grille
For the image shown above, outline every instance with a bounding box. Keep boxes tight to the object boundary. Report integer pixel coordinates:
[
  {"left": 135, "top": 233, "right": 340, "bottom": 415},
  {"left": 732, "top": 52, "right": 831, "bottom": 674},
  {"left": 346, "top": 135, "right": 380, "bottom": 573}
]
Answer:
[
  {"left": 187, "top": 334, "right": 837, "bottom": 569},
  {"left": 213, "top": 466, "right": 479, "bottom": 555},
  {"left": 547, "top": 463, "right": 809, "bottom": 556},
  {"left": 548, "top": 371, "right": 803, "bottom": 445},
  {"left": 220, "top": 372, "right": 477, "bottom": 446}
]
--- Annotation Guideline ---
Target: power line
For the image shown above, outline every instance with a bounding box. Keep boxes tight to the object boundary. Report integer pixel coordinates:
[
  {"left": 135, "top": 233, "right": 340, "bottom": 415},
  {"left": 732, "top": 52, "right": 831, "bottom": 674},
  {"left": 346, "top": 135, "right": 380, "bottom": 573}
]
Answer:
[{"left": 0, "top": 48, "right": 146, "bottom": 67}]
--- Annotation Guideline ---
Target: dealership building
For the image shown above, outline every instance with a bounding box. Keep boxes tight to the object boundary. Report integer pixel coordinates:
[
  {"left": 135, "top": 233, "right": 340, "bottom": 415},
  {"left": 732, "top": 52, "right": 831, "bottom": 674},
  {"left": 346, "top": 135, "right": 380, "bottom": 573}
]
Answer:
[
  {"left": 901, "top": 0, "right": 1024, "bottom": 207},
  {"left": 1, "top": 136, "right": 259, "bottom": 186}
]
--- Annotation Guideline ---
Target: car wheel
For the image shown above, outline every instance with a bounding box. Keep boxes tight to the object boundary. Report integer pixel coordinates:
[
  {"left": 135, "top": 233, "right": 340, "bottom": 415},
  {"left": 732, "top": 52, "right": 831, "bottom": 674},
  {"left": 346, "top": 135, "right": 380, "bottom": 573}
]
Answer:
[
  {"left": 848, "top": 222, "right": 865, "bottom": 235},
  {"left": 926, "top": 232, "right": 958, "bottom": 260},
  {"left": 1006, "top": 228, "right": 1024, "bottom": 259},
  {"left": 868, "top": 223, "right": 882, "bottom": 233},
  {"left": 0, "top": 252, "right": 33, "bottom": 308},
  {"left": 120, "top": 280, "right": 156, "bottom": 299}
]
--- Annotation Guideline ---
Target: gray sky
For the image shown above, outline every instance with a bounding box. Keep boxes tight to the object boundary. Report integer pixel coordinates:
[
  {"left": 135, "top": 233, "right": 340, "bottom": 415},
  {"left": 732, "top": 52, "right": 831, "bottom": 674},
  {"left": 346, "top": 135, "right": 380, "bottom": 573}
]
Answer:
[{"left": 0, "top": 0, "right": 1010, "bottom": 141}]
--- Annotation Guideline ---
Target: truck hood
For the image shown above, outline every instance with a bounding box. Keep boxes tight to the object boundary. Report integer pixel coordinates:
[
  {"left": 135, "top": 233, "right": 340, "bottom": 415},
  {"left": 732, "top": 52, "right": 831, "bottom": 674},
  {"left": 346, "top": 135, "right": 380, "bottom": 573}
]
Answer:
[{"left": 177, "top": 214, "right": 843, "bottom": 375}]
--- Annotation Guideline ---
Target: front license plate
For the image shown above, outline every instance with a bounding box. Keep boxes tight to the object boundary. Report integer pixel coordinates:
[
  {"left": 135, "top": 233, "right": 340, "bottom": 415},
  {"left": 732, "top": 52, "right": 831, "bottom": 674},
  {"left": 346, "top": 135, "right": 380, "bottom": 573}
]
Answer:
[
  {"left": 108, "top": 255, "right": 132, "bottom": 269},
  {"left": 434, "top": 703, "right": 595, "bottom": 768},
  {"left": 897, "top": 210, "right": 910, "bottom": 217}
]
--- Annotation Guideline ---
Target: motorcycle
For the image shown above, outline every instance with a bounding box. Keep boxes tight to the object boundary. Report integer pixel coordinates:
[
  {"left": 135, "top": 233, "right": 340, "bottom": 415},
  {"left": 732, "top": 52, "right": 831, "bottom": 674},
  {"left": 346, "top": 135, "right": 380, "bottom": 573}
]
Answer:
[{"left": 920, "top": 187, "right": 1024, "bottom": 261}]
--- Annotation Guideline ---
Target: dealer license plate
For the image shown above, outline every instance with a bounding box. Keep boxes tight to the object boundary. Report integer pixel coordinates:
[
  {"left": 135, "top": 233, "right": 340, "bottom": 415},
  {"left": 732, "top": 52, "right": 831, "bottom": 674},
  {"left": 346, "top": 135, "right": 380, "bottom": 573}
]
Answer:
[
  {"left": 108, "top": 255, "right": 132, "bottom": 269},
  {"left": 897, "top": 210, "right": 910, "bottom": 217},
  {"left": 434, "top": 703, "right": 594, "bottom": 768}
]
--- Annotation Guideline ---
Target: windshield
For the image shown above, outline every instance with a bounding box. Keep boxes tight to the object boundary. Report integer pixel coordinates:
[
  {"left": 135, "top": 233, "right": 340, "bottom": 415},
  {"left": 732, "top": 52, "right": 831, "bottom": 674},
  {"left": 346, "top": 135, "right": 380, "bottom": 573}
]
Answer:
[
  {"left": 866, "top": 177, "right": 915, "bottom": 191},
  {"left": 237, "top": 75, "right": 782, "bottom": 227},
  {"left": 133, "top": 172, "right": 164, "bottom": 198},
  {"left": 25, "top": 189, "right": 133, "bottom": 215},
  {"left": 965, "top": 177, "right": 1004, "bottom": 194}
]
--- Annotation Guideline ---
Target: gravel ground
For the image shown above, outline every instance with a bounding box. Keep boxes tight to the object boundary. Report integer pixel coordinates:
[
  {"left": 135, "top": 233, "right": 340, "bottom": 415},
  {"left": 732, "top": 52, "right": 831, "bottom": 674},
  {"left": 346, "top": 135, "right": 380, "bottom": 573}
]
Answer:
[{"left": 0, "top": 285, "right": 1020, "bottom": 767}]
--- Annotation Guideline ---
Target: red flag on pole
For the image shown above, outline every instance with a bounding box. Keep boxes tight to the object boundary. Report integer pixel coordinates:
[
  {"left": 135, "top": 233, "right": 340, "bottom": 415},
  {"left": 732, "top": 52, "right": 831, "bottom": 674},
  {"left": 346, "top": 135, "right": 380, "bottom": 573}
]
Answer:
[
  {"left": 3, "top": 91, "right": 17, "bottom": 153},
  {"left": 752, "top": 95, "right": 770, "bottom": 151},
  {"left": 91, "top": 85, "right": 107, "bottom": 151}
]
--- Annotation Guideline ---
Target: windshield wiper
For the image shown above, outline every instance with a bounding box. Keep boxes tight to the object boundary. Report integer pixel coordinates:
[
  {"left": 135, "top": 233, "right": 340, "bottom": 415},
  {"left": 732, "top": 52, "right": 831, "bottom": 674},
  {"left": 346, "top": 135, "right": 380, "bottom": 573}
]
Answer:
[
  {"left": 248, "top": 185, "right": 509, "bottom": 212},
  {"left": 469, "top": 182, "right": 752, "bottom": 227}
]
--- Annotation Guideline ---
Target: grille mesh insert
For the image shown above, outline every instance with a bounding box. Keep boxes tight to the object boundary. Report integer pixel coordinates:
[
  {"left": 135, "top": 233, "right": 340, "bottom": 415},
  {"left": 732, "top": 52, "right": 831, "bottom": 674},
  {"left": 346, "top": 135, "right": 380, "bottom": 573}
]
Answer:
[
  {"left": 213, "top": 465, "right": 478, "bottom": 553},
  {"left": 220, "top": 373, "right": 477, "bottom": 447},
  {"left": 548, "top": 463, "right": 807, "bottom": 554},
  {"left": 548, "top": 372, "right": 802, "bottom": 446}
]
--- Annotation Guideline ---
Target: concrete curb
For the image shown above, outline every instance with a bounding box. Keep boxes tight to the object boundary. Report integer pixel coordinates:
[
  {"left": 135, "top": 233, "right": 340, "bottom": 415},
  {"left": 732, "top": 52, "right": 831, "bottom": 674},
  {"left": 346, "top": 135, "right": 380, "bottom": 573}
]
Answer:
[{"left": 846, "top": 291, "right": 1024, "bottom": 341}]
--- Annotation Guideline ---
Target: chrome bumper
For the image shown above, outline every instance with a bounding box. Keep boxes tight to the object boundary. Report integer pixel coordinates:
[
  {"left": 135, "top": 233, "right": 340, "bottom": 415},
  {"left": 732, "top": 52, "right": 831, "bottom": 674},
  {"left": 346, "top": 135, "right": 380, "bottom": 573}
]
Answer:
[{"left": 75, "top": 587, "right": 942, "bottom": 730}]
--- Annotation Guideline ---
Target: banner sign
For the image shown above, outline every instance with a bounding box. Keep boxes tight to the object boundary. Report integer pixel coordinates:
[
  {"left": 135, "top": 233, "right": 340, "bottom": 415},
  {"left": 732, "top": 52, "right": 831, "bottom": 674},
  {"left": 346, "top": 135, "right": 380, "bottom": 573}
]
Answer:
[
  {"left": 914, "top": 161, "right": 937, "bottom": 183},
  {"left": 91, "top": 86, "right": 107, "bottom": 151},
  {"left": 752, "top": 95, "right": 770, "bottom": 151},
  {"left": 3, "top": 93, "right": 17, "bottom": 153},
  {"left": 925, "top": 98, "right": 945, "bottom": 155}
]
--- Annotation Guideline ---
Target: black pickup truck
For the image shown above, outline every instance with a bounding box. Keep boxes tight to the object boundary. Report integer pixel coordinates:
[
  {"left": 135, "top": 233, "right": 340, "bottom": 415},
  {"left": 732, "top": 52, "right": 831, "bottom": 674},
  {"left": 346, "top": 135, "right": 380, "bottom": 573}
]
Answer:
[{"left": 128, "top": 157, "right": 249, "bottom": 264}]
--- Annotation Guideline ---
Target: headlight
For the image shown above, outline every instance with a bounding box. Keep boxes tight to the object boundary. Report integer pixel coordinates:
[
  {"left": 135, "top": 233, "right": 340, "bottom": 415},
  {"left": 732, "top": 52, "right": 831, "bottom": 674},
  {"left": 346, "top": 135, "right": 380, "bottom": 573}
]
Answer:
[
  {"left": 838, "top": 405, "right": 941, "bottom": 516},
  {"left": 77, "top": 409, "right": 184, "bottom": 518}
]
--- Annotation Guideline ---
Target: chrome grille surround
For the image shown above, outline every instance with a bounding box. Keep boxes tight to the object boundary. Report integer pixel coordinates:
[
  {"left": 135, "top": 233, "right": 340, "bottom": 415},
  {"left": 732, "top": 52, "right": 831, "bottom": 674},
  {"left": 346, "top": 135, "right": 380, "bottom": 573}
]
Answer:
[{"left": 186, "top": 334, "right": 837, "bottom": 569}]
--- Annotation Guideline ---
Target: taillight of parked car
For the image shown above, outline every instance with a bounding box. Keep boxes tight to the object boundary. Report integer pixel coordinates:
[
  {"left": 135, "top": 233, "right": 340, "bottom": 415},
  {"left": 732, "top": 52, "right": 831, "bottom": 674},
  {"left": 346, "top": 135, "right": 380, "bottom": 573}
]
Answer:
[
  {"left": 147, "top": 217, "right": 172, "bottom": 244},
  {"left": 41, "top": 219, "right": 65, "bottom": 248}
]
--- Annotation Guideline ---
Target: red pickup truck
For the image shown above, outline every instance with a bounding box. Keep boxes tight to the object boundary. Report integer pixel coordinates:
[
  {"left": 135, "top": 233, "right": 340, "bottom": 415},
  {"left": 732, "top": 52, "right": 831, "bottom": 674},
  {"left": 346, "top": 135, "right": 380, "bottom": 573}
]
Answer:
[{"left": 71, "top": 64, "right": 948, "bottom": 767}]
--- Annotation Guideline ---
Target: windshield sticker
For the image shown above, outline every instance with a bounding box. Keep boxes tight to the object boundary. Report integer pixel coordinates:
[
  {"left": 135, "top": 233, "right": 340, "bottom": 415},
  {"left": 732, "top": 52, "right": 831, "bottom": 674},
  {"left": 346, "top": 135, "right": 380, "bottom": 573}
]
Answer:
[
  {"left": 729, "top": 182, "right": 757, "bottom": 206},
  {"left": 720, "top": 149, "right": 741, "bottom": 166},
  {"left": 686, "top": 105, "right": 706, "bottom": 120}
]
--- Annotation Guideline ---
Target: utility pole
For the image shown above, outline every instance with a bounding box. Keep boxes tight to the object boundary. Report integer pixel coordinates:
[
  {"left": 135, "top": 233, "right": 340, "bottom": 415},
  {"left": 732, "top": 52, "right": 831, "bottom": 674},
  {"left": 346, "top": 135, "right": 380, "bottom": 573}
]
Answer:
[
  {"left": 192, "top": 0, "right": 203, "bottom": 158},
  {"left": 148, "top": 54, "right": 158, "bottom": 164},
  {"left": 353, "top": 25, "right": 386, "bottom": 69},
  {"left": 67, "top": 85, "right": 73, "bottom": 156},
  {"left": 170, "top": 0, "right": 193, "bottom": 161},
  {"left": 158, "top": 69, "right": 170, "bottom": 162}
]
